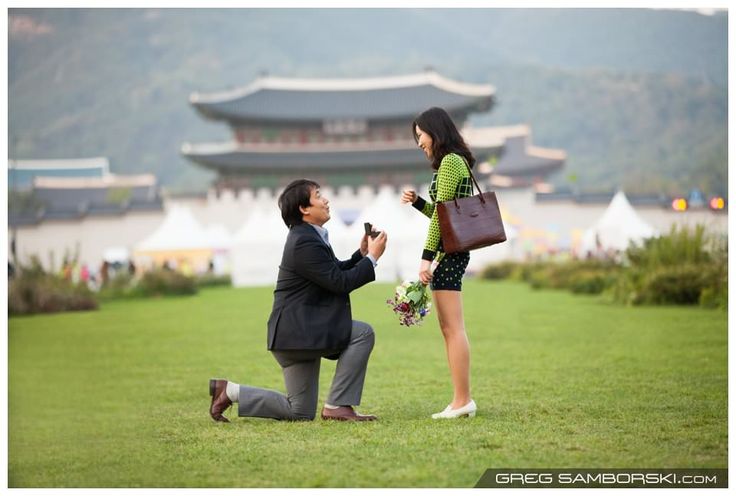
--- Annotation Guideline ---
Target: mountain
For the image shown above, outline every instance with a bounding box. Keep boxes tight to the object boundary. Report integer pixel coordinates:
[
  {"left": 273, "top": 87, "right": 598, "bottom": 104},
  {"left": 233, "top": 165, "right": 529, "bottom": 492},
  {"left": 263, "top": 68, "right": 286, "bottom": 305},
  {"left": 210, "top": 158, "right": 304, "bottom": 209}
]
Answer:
[{"left": 8, "top": 8, "right": 728, "bottom": 195}]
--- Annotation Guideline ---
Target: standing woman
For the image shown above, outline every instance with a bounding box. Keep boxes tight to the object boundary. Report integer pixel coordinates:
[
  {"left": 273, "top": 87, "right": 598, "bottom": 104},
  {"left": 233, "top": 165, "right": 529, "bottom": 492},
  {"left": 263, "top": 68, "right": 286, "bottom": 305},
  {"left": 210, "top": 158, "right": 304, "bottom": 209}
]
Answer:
[{"left": 401, "top": 107, "right": 477, "bottom": 419}]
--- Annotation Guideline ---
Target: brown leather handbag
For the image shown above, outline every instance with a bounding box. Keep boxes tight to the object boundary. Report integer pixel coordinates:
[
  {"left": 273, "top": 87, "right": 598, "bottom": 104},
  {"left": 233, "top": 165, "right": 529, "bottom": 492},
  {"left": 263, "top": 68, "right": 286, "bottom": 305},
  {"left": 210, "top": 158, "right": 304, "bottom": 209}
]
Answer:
[{"left": 436, "top": 160, "right": 507, "bottom": 253}]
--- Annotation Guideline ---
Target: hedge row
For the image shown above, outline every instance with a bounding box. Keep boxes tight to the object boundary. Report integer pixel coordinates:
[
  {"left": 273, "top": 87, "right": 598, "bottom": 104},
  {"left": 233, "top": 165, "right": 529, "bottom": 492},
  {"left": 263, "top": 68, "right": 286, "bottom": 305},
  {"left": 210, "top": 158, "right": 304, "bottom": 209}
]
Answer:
[
  {"left": 8, "top": 259, "right": 230, "bottom": 315},
  {"left": 480, "top": 225, "right": 726, "bottom": 309},
  {"left": 9, "top": 257, "right": 98, "bottom": 315}
]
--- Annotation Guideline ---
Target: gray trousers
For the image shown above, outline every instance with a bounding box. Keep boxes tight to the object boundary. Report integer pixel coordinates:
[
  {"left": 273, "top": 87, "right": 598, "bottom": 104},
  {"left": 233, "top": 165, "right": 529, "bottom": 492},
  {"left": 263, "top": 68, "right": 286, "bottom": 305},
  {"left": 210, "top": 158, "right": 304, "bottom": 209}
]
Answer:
[{"left": 238, "top": 320, "right": 375, "bottom": 421}]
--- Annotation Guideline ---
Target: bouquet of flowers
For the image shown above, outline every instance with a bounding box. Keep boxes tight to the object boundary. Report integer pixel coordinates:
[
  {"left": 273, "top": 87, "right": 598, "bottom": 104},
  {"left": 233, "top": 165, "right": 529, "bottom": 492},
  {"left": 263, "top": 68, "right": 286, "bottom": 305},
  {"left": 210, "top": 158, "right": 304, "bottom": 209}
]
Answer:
[{"left": 386, "top": 280, "right": 432, "bottom": 326}]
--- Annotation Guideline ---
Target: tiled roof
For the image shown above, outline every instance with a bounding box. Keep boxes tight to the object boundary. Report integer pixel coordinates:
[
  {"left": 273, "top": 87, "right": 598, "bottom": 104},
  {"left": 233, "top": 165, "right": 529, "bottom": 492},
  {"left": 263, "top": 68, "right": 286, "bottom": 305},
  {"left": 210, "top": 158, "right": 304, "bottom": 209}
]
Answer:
[
  {"left": 493, "top": 134, "right": 566, "bottom": 177},
  {"left": 33, "top": 174, "right": 156, "bottom": 189},
  {"left": 190, "top": 71, "right": 494, "bottom": 123},
  {"left": 181, "top": 140, "right": 503, "bottom": 172},
  {"left": 9, "top": 199, "right": 164, "bottom": 226},
  {"left": 181, "top": 125, "right": 565, "bottom": 178},
  {"left": 8, "top": 157, "right": 110, "bottom": 189},
  {"left": 9, "top": 157, "right": 110, "bottom": 171}
]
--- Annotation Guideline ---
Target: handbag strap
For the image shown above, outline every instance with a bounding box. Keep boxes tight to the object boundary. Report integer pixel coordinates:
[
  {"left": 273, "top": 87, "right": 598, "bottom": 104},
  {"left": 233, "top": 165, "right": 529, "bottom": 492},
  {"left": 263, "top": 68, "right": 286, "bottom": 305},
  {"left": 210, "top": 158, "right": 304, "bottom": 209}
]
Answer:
[{"left": 458, "top": 155, "right": 486, "bottom": 201}]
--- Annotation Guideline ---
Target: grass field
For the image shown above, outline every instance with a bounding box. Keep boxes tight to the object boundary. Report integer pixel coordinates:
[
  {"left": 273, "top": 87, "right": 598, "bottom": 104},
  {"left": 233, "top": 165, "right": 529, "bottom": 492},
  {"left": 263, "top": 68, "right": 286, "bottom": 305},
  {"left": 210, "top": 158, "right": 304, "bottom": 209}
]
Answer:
[{"left": 8, "top": 280, "right": 727, "bottom": 487}]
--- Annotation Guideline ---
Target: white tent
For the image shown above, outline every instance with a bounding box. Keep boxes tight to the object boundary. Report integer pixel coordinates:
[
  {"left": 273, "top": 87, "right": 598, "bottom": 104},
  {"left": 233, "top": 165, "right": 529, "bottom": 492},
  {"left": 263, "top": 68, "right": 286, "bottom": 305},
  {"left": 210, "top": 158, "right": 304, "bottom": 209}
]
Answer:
[
  {"left": 349, "top": 187, "right": 519, "bottom": 279},
  {"left": 322, "top": 210, "right": 353, "bottom": 259},
  {"left": 204, "top": 224, "right": 234, "bottom": 251},
  {"left": 230, "top": 204, "right": 363, "bottom": 287},
  {"left": 465, "top": 214, "right": 519, "bottom": 272},
  {"left": 581, "top": 190, "right": 658, "bottom": 254},
  {"left": 136, "top": 206, "right": 210, "bottom": 252},
  {"left": 103, "top": 246, "right": 130, "bottom": 263},
  {"left": 134, "top": 206, "right": 213, "bottom": 273},
  {"left": 230, "top": 205, "right": 288, "bottom": 286},
  {"left": 349, "top": 187, "right": 419, "bottom": 282},
  {"left": 204, "top": 224, "right": 234, "bottom": 275}
]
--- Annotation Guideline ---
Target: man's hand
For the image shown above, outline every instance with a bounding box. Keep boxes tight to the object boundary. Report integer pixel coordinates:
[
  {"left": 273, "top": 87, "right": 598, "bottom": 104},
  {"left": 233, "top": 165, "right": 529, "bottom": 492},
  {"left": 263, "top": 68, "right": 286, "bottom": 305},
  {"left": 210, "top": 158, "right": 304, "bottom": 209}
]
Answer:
[
  {"left": 367, "top": 231, "right": 388, "bottom": 261},
  {"left": 359, "top": 233, "right": 369, "bottom": 256},
  {"left": 419, "top": 259, "right": 433, "bottom": 285}
]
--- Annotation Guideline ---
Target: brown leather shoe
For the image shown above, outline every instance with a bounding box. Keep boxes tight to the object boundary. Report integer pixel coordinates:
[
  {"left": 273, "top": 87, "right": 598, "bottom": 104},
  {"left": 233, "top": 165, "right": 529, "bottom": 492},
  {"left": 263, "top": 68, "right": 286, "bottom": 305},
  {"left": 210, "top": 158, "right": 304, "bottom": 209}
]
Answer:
[
  {"left": 209, "top": 378, "right": 232, "bottom": 423},
  {"left": 321, "top": 406, "right": 377, "bottom": 421}
]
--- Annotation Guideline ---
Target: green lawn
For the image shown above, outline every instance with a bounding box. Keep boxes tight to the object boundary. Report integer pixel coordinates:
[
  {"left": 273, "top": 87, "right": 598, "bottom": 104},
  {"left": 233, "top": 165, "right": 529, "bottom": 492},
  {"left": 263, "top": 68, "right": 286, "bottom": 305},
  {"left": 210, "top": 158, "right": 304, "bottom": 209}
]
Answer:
[{"left": 8, "top": 280, "right": 727, "bottom": 487}]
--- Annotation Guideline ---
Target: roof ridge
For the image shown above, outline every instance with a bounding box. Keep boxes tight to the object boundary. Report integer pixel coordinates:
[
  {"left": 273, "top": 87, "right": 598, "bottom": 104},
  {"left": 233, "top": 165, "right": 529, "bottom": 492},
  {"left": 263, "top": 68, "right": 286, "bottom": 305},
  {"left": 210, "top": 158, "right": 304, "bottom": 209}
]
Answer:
[
  {"left": 9, "top": 157, "right": 110, "bottom": 170},
  {"left": 190, "top": 71, "right": 494, "bottom": 104},
  {"left": 33, "top": 173, "right": 157, "bottom": 189}
]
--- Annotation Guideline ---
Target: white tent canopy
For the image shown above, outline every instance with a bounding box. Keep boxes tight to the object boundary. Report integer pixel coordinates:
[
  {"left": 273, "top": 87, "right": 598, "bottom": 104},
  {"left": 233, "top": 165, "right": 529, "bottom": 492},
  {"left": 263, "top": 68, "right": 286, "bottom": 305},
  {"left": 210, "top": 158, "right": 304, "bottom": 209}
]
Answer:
[
  {"left": 229, "top": 187, "right": 518, "bottom": 286},
  {"left": 348, "top": 187, "right": 419, "bottom": 282},
  {"left": 581, "top": 190, "right": 658, "bottom": 253},
  {"left": 103, "top": 246, "right": 130, "bottom": 263},
  {"left": 349, "top": 187, "right": 516, "bottom": 279},
  {"left": 136, "top": 206, "right": 210, "bottom": 252},
  {"left": 204, "top": 224, "right": 234, "bottom": 251},
  {"left": 230, "top": 205, "right": 288, "bottom": 286},
  {"left": 321, "top": 209, "right": 353, "bottom": 259},
  {"left": 465, "top": 224, "right": 518, "bottom": 271},
  {"left": 204, "top": 223, "right": 234, "bottom": 275}
]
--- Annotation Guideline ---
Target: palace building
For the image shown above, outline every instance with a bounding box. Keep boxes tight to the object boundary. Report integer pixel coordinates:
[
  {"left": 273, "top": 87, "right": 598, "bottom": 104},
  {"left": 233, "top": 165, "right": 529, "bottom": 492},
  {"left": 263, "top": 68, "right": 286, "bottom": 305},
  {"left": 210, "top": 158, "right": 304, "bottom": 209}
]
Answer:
[
  {"left": 181, "top": 71, "right": 567, "bottom": 191},
  {"left": 8, "top": 157, "right": 163, "bottom": 226},
  {"left": 8, "top": 73, "right": 724, "bottom": 281}
]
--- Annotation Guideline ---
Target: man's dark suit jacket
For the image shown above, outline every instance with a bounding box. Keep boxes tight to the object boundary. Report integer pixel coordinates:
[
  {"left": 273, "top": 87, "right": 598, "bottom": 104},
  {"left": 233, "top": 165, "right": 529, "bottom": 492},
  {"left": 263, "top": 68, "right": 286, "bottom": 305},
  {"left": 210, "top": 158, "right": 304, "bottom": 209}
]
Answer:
[{"left": 267, "top": 222, "right": 376, "bottom": 351}]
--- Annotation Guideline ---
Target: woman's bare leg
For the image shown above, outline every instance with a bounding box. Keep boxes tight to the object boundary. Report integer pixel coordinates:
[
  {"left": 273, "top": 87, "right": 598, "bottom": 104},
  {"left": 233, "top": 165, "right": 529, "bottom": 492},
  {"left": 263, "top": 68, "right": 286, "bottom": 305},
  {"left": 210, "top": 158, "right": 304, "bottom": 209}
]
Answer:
[{"left": 433, "top": 289, "right": 471, "bottom": 408}]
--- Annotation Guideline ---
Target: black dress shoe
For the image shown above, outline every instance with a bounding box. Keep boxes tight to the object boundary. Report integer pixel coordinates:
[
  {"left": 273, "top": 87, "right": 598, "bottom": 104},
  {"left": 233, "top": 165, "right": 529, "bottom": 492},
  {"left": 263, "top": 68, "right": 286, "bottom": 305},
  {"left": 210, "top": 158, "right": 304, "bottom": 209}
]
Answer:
[
  {"left": 209, "top": 378, "right": 232, "bottom": 423},
  {"left": 321, "top": 406, "right": 377, "bottom": 421}
]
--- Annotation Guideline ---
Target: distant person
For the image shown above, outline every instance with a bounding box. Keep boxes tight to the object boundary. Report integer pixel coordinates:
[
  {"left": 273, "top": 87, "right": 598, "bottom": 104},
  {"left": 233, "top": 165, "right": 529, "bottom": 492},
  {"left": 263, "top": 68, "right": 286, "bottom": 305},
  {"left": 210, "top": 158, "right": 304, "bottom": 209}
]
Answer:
[
  {"left": 401, "top": 107, "right": 477, "bottom": 419},
  {"left": 209, "top": 179, "right": 387, "bottom": 422},
  {"left": 80, "top": 264, "right": 90, "bottom": 284},
  {"left": 128, "top": 260, "right": 136, "bottom": 277},
  {"left": 180, "top": 260, "right": 193, "bottom": 277},
  {"left": 62, "top": 261, "right": 73, "bottom": 282},
  {"left": 100, "top": 261, "right": 110, "bottom": 287}
]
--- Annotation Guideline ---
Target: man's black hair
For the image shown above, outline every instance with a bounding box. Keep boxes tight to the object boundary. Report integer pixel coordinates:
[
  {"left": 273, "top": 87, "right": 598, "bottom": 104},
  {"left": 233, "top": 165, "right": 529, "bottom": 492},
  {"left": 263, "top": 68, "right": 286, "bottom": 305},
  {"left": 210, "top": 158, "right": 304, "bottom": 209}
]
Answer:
[{"left": 278, "top": 179, "right": 320, "bottom": 228}]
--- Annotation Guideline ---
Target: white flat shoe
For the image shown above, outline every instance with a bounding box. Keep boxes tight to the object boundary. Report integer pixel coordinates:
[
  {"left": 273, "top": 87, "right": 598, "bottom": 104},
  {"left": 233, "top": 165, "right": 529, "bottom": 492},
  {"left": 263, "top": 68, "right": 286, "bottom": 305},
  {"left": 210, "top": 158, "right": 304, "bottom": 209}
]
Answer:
[{"left": 431, "top": 400, "right": 477, "bottom": 419}]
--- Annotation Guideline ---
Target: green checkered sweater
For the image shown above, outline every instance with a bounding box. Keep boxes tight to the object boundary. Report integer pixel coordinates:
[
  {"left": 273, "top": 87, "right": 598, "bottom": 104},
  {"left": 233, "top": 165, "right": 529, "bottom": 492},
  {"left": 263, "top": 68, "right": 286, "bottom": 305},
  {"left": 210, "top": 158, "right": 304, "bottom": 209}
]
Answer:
[{"left": 412, "top": 153, "right": 473, "bottom": 261}]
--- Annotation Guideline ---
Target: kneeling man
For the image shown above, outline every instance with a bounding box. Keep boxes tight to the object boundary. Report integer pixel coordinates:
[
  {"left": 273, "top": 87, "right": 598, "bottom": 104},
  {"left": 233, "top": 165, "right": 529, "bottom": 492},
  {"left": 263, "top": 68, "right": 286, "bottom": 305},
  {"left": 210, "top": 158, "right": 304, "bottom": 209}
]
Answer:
[{"left": 209, "top": 179, "right": 387, "bottom": 422}]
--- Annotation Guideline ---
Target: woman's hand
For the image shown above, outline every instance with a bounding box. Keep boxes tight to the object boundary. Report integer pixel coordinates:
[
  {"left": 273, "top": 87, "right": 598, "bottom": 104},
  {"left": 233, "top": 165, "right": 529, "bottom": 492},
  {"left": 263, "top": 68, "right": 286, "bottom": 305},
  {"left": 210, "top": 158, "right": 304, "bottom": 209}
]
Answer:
[
  {"left": 401, "top": 190, "right": 417, "bottom": 204},
  {"left": 419, "top": 259, "right": 433, "bottom": 285}
]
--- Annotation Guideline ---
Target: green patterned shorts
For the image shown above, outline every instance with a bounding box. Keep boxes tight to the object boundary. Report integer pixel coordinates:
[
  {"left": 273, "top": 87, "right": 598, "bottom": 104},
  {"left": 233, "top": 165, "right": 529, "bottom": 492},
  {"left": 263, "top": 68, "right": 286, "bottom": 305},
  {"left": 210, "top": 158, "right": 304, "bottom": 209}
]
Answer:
[{"left": 431, "top": 251, "right": 471, "bottom": 291}]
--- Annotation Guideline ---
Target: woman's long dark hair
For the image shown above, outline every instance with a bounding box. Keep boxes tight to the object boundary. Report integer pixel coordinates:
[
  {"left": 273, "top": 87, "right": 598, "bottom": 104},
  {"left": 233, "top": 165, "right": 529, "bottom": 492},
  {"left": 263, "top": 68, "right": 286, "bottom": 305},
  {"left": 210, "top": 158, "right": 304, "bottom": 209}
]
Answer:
[{"left": 412, "top": 107, "right": 475, "bottom": 170}]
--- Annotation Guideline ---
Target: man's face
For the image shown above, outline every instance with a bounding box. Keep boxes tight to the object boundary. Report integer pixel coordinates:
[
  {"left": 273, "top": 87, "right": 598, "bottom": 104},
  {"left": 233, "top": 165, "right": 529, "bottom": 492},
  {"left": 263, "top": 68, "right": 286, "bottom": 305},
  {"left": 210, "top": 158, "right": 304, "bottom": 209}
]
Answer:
[{"left": 301, "top": 187, "right": 331, "bottom": 226}]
